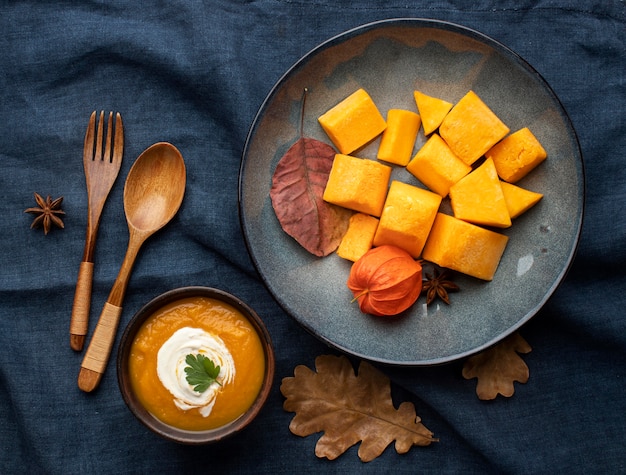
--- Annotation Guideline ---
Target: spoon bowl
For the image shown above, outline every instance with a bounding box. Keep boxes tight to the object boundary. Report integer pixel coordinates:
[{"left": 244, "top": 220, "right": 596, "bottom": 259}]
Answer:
[
  {"left": 78, "top": 142, "right": 186, "bottom": 392},
  {"left": 124, "top": 143, "right": 186, "bottom": 232}
]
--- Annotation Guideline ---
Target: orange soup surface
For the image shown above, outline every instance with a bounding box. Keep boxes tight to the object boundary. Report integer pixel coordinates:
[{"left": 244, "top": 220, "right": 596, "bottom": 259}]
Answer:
[{"left": 129, "top": 296, "right": 266, "bottom": 431}]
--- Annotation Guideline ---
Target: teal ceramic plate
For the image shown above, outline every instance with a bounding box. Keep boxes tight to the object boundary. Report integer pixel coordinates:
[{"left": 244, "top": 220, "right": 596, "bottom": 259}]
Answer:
[{"left": 239, "top": 19, "right": 584, "bottom": 365}]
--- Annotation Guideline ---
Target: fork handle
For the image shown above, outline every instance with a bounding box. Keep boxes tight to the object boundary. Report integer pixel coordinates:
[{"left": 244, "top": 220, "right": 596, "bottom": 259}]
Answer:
[
  {"left": 69, "top": 261, "right": 94, "bottom": 351},
  {"left": 78, "top": 301, "right": 123, "bottom": 392}
]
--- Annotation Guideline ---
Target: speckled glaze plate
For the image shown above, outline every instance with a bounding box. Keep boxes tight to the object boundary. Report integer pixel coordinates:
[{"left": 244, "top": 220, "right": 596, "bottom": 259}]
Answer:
[{"left": 238, "top": 19, "right": 584, "bottom": 365}]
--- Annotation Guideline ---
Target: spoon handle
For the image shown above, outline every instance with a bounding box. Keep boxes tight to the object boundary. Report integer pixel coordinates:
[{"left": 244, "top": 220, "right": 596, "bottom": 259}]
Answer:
[
  {"left": 77, "top": 236, "right": 142, "bottom": 392},
  {"left": 78, "top": 301, "right": 123, "bottom": 392}
]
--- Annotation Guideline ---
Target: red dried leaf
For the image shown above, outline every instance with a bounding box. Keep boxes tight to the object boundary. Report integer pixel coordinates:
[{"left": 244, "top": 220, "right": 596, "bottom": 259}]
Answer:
[
  {"left": 462, "top": 332, "right": 532, "bottom": 400},
  {"left": 270, "top": 137, "right": 351, "bottom": 256}
]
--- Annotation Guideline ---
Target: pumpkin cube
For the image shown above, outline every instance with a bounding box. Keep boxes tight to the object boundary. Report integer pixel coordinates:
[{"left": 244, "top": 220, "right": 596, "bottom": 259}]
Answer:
[
  {"left": 323, "top": 154, "right": 391, "bottom": 217},
  {"left": 449, "top": 158, "right": 512, "bottom": 228},
  {"left": 373, "top": 180, "right": 442, "bottom": 258},
  {"left": 318, "top": 88, "right": 387, "bottom": 155},
  {"left": 413, "top": 90, "right": 453, "bottom": 135},
  {"left": 406, "top": 134, "right": 471, "bottom": 197},
  {"left": 439, "top": 90, "right": 510, "bottom": 166},
  {"left": 500, "top": 181, "right": 543, "bottom": 219},
  {"left": 376, "top": 109, "right": 421, "bottom": 166},
  {"left": 337, "top": 213, "right": 379, "bottom": 262},
  {"left": 422, "top": 213, "right": 509, "bottom": 281},
  {"left": 486, "top": 127, "right": 547, "bottom": 183}
]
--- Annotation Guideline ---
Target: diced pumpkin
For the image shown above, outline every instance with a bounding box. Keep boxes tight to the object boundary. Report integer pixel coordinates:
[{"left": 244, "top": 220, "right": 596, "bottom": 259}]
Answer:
[
  {"left": 449, "top": 157, "right": 512, "bottom": 228},
  {"left": 337, "top": 213, "right": 379, "bottom": 262},
  {"left": 486, "top": 127, "right": 547, "bottom": 183},
  {"left": 373, "top": 180, "right": 442, "bottom": 258},
  {"left": 500, "top": 181, "right": 543, "bottom": 219},
  {"left": 413, "top": 91, "right": 453, "bottom": 135},
  {"left": 376, "top": 109, "right": 421, "bottom": 166},
  {"left": 406, "top": 133, "right": 471, "bottom": 197},
  {"left": 323, "top": 154, "right": 391, "bottom": 217},
  {"left": 318, "top": 88, "right": 387, "bottom": 155},
  {"left": 439, "top": 90, "right": 510, "bottom": 166},
  {"left": 422, "top": 213, "right": 509, "bottom": 281}
]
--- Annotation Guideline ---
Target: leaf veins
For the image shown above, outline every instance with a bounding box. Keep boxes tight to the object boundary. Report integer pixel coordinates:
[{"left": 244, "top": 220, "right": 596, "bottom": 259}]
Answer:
[
  {"left": 462, "top": 332, "right": 532, "bottom": 400},
  {"left": 281, "top": 354, "right": 436, "bottom": 462}
]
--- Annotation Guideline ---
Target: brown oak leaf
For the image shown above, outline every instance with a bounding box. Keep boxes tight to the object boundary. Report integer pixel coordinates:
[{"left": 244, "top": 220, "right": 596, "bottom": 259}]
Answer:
[
  {"left": 281, "top": 354, "right": 436, "bottom": 462},
  {"left": 270, "top": 137, "right": 352, "bottom": 256},
  {"left": 462, "top": 332, "right": 532, "bottom": 400}
]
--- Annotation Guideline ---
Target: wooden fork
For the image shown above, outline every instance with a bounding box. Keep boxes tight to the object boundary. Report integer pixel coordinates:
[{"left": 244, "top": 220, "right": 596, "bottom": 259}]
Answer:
[{"left": 70, "top": 111, "right": 124, "bottom": 351}]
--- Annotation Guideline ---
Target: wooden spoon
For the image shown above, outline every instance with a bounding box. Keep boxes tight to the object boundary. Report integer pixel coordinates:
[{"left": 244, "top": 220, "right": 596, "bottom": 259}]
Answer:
[{"left": 78, "top": 142, "right": 186, "bottom": 392}]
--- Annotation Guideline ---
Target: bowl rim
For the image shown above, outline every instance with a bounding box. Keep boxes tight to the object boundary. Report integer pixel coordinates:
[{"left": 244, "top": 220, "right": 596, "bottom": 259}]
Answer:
[{"left": 117, "top": 286, "right": 275, "bottom": 444}]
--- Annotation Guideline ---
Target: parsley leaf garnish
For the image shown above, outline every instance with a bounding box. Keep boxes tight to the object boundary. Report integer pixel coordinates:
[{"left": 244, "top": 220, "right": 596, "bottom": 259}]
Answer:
[{"left": 184, "top": 354, "right": 222, "bottom": 393}]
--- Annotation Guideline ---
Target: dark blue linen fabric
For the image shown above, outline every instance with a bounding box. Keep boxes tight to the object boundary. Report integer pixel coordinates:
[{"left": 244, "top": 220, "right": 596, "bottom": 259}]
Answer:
[{"left": 1, "top": 1, "right": 624, "bottom": 473}]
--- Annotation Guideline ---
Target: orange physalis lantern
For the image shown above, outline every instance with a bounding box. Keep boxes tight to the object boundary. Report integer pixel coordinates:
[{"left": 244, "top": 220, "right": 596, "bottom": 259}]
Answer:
[{"left": 347, "top": 245, "right": 423, "bottom": 317}]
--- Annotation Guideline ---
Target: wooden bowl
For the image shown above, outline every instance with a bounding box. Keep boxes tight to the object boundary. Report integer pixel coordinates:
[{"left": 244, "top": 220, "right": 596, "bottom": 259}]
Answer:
[{"left": 117, "top": 286, "right": 275, "bottom": 444}]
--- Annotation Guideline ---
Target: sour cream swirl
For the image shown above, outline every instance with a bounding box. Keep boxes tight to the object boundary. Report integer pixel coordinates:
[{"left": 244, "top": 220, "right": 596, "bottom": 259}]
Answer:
[{"left": 157, "top": 327, "right": 235, "bottom": 417}]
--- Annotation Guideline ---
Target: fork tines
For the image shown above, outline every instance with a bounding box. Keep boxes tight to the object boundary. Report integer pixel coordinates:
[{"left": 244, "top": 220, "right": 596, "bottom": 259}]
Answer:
[{"left": 87, "top": 111, "right": 123, "bottom": 163}]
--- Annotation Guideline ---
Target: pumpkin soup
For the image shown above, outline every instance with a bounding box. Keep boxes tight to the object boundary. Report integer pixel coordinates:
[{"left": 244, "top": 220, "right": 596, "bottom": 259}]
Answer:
[{"left": 128, "top": 296, "right": 266, "bottom": 431}]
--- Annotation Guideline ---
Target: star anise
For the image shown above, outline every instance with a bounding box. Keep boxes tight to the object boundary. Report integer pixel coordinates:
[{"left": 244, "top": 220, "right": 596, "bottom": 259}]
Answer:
[
  {"left": 25, "top": 192, "right": 65, "bottom": 235},
  {"left": 421, "top": 267, "right": 459, "bottom": 305}
]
